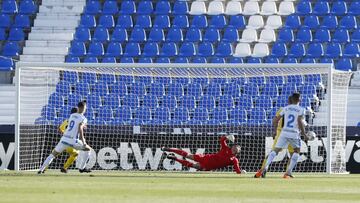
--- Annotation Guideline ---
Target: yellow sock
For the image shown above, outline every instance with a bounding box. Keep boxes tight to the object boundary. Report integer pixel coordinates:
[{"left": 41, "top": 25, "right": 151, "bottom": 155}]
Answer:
[{"left": 63, "top": 154, "right": 77, "bottom": 170}]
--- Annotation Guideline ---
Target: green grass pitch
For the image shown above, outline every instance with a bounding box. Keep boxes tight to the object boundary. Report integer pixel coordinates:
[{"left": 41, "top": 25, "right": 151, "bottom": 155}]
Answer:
[{"left": 1, "top": 171, "right": 360, "bottom": 203}]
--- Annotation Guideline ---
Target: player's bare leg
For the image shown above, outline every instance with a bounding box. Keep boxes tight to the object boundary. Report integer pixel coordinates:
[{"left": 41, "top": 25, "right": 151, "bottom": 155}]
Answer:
[
  {"left": 255, "top": 148, "right": 282, "bottom": 178},
  {"left": 79, "top": 145, "right": 92, "bottom": 173},
  {"left": 166, "top": 153, "right": 201, "bottom": 170},
  {"left": 283, "top": 149, "right": 299, "bottom": 179},
  {"left": 38, "top": 150, "right": 60, "bottom": 174}
]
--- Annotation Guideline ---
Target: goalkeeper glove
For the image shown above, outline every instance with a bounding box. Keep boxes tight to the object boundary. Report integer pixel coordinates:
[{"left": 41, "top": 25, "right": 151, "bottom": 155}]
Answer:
[{"left": 226, "top": 135, "right": 235, "bottom": 143}]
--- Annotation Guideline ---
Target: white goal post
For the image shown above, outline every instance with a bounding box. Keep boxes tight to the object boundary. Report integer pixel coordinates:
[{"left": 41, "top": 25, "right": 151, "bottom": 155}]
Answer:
[{"left": 15, "top": 62, "right": 352, "bottom": 174}]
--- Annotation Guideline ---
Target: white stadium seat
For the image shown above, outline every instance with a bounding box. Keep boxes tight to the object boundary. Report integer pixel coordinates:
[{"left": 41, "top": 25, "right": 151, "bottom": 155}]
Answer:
[
  {"left": 260, "top": 2, "right": 277, "bottom": 15},
  {"left": 208, "top": 1, "right": 224, "bottom": 15},
  {"left": 265, "top": 15, "right": 282, "bottom": 29},
  {"left": 258, "top": 29, "right": 276, "bottom": 43},
  {"left": 278, "top": 2, "right": 295, "bottom": 15},
  {"left": 242, "top": 2, "right": 259, "bottom": 15},
  {"left": 239, "top": 29, "right": 258, "bottom": 43},
  {"left": 189, "top": 1, "right": 207, "bottom": 15},
  {"left": 252, "top": 43, "right": 269, "bottom": 57},
  {"left": 246, "top": 15, "right": 264, "bottom": 29},
  {"left": 234, "top": 43, "right": 251, "bottom": 57},
  {"left": 225, "top": 1, "right": 242, "bottom": 15}
]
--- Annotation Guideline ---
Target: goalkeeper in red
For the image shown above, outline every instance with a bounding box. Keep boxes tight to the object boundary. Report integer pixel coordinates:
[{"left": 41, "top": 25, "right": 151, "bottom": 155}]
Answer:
[{"left": 161, "top": 135, "right": 244, "bottom": 174}]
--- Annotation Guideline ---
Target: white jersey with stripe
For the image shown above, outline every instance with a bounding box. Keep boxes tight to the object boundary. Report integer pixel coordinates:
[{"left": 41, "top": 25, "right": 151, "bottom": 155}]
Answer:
[
  {"left": 63, "top": 113, "right": 87, "bottom": 140},
  {"left": 279, "top": 104, "right": 305, "bottom": 139}
]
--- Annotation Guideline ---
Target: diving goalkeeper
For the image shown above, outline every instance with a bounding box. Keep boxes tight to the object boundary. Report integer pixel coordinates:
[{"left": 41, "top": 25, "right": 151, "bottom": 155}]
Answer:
[{"left": 162, "top": 135, "right": 244, "bottom": 174}]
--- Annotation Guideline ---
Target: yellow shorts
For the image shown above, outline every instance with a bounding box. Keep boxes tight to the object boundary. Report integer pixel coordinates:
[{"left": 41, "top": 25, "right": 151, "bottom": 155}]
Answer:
[
  {"left": 272, "top": 131, "right": 294, "bottom": 154},
  {"left": 65, "top": 147, "right": 79, "bottom": 156}
]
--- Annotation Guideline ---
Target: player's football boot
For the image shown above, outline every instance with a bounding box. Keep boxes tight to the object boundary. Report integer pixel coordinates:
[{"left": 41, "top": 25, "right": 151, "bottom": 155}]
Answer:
[
  {"left": 166, "top": 153, "right": 177, "bottom": 160},
  {"left": 79, "top": 168, "right": 92, "bottom": 173},
  {"left": 254, "top": 169, "right": 266, "bottom": 178},
  {"left": 283, "top": 174, "right": 294, "bottom": 179},
  {"left": 37, "top": 170, "right": 45, "bottom": 174},
  {"left": 60, "top": 168, "right": 68, "bottom": 173},
  {"left": 261, "top": 170, "right": 267, "bottom": 178}
]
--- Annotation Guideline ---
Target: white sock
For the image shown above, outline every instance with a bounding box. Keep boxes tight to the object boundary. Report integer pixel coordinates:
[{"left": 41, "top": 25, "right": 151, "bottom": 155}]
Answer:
[
  {"left": 79, "top": 151, "right": 91, "bottom": 170},
  {"left": 39, "top": 154, "right": 55, "bottom": 172},
  {"left": 264, "top": 151, "right": 277, "bottom": 171},
  {"left": 286, "top": 153, "right": 299, "bottom": 175}
]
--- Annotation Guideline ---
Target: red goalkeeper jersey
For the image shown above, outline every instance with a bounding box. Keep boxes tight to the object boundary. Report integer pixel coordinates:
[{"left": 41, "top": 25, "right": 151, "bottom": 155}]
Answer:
[{"left": 194, "top": 136, "right": 241, "bottom": 174}]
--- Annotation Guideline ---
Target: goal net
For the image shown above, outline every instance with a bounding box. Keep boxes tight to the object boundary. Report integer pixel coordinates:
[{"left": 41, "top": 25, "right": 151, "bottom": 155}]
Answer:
[{"left": 15, "top": 63, "right": 352, "bottom": 174}]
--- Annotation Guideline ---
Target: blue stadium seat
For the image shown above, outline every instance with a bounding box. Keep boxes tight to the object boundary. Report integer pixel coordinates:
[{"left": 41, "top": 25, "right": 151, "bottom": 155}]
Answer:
[
  {"left": 2, "top": 0, "right": 18, "bottom": 14},
  {"left": 87, "top": 42, "right": 104, "bottom": 57},
  {"left": 154, "top": 107, "right": 170, "bottom": 122},
  {"left": 48, "top": 93, "right": 64, "bottom": 107},
  {"left": 87, "top": 94, "right": 102, "bottom": 108},
  {"left": 58, "top": 106, "right": 73, "bottom": 119},
  {"left": 99, "top": 15, "right": 114, "bottom": 28},
  {"left": 143, "top": 42, "right": 159, "bottom": 57},
  {"left": 93, "top": 27, "right": 109, "bottom": 42},
  {"left": 172, "top": 15, "right": 189, "bottom": 28},
  {"left": 285, "top": 14, "right": 301, "bottom": 29},
  {"left": 192, "top": 108, "right": 209, "bottom": 121},
  {"left": 75, "top": 82, "right": 90, "bottom": 96},
  {"left": 198, "top": 95, "right": 215, "bottom": 109},
  {"left": 130, "top": 28, "right": 146, "bottom": 42},
  {"left": 267, "top": 76, "right": 284, "bottom": 86},
  {"left": 102, "top": 57, "right": 116, "bottom": 63},
  {"left": 229, "top": 57, "right": 244, "bottom": 63},
  {"left": 298, "top": 85, "right": 317, "bottom": 97},
  {"left": 148, "top": 83, "right": 165, "bottom": 96},
  {"left": 67, "top": 94, "right": 82, "bottom": 107},
  {"left": 19, "top": 0, "right": 36, "bottom": 14},
  {"left": 154, "top": 77, "right": 171, "bottom": 85},
  {"left": 143, "top": 95, "right": 159, "bottom": 108},
  {"left": 255, "top": 96, "right": 273, "bottom": 109},
  {"left": 41, "top": 106, "right": 56, "bottom": 120},
  {"left": 229, "top": 109, "right": 247, "bottom": 123},
  {"left": 348, "top": 2, "right": 360, "bottom": 15},
  {"left": 118, "top": 75, "right": 134, "bottom": 84},
  {"left": 102, "top": 0, "right": 118, "bottom": 15},
  {"left": 248, "top": 76, "right": 265, "bottom": 86},
  {"left": 98, "top": 106, "right": 113, "bottom": 121},
  {"left": 186, "top": 83, "right": 202, "bottom": 97},
  {"left": 288, "top": 43, "right": 306, "bottom": 57},
  {"left": 330, "top": 2, "right": 347, "bottom": 16},
  {"left": 191, "top": 15, "right": 208, "bottom": 28},
  {"left": 209, "top": 15, "right": 227, "bottom": 29},
  {"left": 352, "top": 29, "right": 360, "bottom": 43},
  {"left": 154, "top": 0, "right": 171, "bottom": 15},
  {"left": 156, "top": 57, "right": 170, "bottom": 63},
  {"left": 343, "top": 43, "right": 360, "bottom": 58},
  {"left": 63, "top": 71, "right": 78, "bottom": 83},
  {"left": 120, "top": 57, "right": 134, "bottom": 63},
  {"left": 8, "top": 28, "right": 24, "bottom": 41},
  {"left": 148, "top": 28, "right": 164, "bottom": 42},
  {"left": 287, "top": 75, "right": 304, "bottom": 85},
  {"left": 173, "top": 1, "right": 188, "bottom": 15},
  {"left": 325, "top": 43, "right": 342, "bottom": 58},
  {"left": 179, "top": 42, "right": 196, "bottom": 57},
  {"left": 166, "top": 28, "right": 183, "bottom": 42},
  {"left": 185, "top": 28, "right": 202, "bottom": 42},
  {"left": 137, "top": 1, "right": 153, "bottom": 14},
  {"left": 120, "top": 0, "right": 136, "bottom": 14},
  {"left": 103, "top": 94, "right": 120, "bottom": 108},
  {"left": 99, "top": 74, "right": 116, "bottom": 84},
  {"left": 333, "top": 29, "right": 350, "bottom": 43},
  {"left": 135, "top": 15, "right": 152, "bottom": 28},
  {"left": 218, "top": 95, "right": 234, "bottom": 108},
  {"left": 192, "top": 77, "right": 209, "bottom": 85},
  {"left": 2, "top": 42, "right": 20, "bottom": 56},
  {"left": 206, "top": 84, "right": 221, "bottom": 96},
  {"left": 276, "top": 96, "right": 288, "bottom": 107},
  {"left": 215, "top": 42, "right": 233, "bottom": 57},
  {"left": 261, "top": 83, "right": 279, "bottom": 97},
  {"left": 281, "top": 84, "right": 297, "bottom": 97},
  {"left": 131, "top": 82, "right": 146, "bottom": 95},
  {"left": 296, "top": 1, "right": 312, "bottom": 16},
  {"left": 83, "top": 57, "right": 98, "bottom": 63},
  {"left": 153, "top": 15, "right": 170, "bottom": 28},
  {"left": 13, "top": 15, "right": 30, "bottom": 28},
  {"left": 278, "top": 28, "right": 294, "bottom": 42},
  {"left": 210, "top": 57, "right": 225, "bottom": 64},
  {"left": 212, "top": 108, "right": 228, "bottom": 123},
  {"left": 305, "top": 74, "right": 322, "bottom": 85},
  {"left": 313, "top": 1, "right": 329, "bottom": 15},
  {"left": 320, "top": 15, "right": 338, "bottom": 29},
  {"left": 168, "top": 83, "right": 184, "bottom": 96},
  {"left": 110, "top": 83, "right": 128, "bottom": 96},
  {"left": 243, "top": 84, "right": 259, "bottom": 96},
  {"left": 336, "top": 58, "right": 352, "bottom": 71},
  {"left": 124, "top": 42, "right": 140, "bottom": 56},
  {"left": 161, "top": 95, "right": 177, "bottom": 108},
  {"left": 123, "top": 94, "right": 139, "bottom": 108},
  {"left": 174, "top": 57, "right": 189, "bottom": 63},
  {"left": 0, "top": 14, "right": 11, "bottom": 28},
  {"left": 192, "top": 57, "right": 207, "bottom": 63},
  {"left": 173, "top": 107, "right": 189, "bottom": 122},
  {"left": 223, "top": 28, "right": 239, "bottom": 42},
  {"left": 302, "top": 57, "right": 316, "bottom": 63},
  {"left": 138, "top": 57, "right": 153, "bottom": 63},
  {"left": 74, "top": 27, "right": 90, "bottom": 42},
  {"left": 247, "top": 57, "right": 262, "bottom": 64},
  {"left": 198, "top": 42, "right": 214, "bottom": 57},
  {"left": 295, "top": 27, "right": 312, "bottom": 43},
  {"left": 237, "top": 95, "right": 253, "bottom": 109},
  {"left": 307, "top": 43, "right": 324, "bottom": 58},
  {"left": 0, "top": 58, "right": 14, "bottom": 71},
  {"left": 111, "top": 27, "right": 128, "bottom": 42},
  {"left": 271, "top": 42, "right": 287, "bottom": 57},
  {"left": 223, "top": 84, "right": 241, "bottom": 97},
  {"left": 81, "top": 72, "right": 97, "bottom": 84},
  {"left": 249, "top": 108, "right": 267, "bottom": 123},
  {"left": 84, "top": 0, "right": 101, "bottom": 14},
  {"left": 264, "top": 57, "right": 280, "bottom": 63},
  {"left": 116, "top": 15, "right": 133, "bottom": 28},
  {"left": 80, "top": 15, "right": 96, "bottom": 28},
  {"left": 314, "top": 28, "right": 330, "bottom": 42},
  {"left": 228, "top": 15, "right": 245, "bottom": 29},
  {"left": 114, "top": 106, "right": 132, "bottom": 121},
  {"left": 303, "top": 15, "right": 319, "bottom": 29},
  {"left": 339, "top": 15, "right": 357, "bottom": 30},
  {"left": 161, "top": 42, "right": 177, "bottom": 57},
  {"left": 105, "top": 42, "right": 122, "bottom": 57},
  {"left": 203, "top": 28, "right": 220, "bottom": 42}
]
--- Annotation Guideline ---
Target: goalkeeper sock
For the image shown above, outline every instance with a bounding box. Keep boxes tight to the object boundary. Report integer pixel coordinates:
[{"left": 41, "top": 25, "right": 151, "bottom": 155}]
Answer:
[
  {"left": 79, "top": 151, "right": 91, "bottom": 170},
  {"left": 39, "top": 154, "right": 55, "bottom": 172},
  {"left": 286, "top": 153, "right": 299, "bottom": 175},
  {"left": 264, "top": 151, "right": 277, "bottom": 171},
  {"left": 168, "top": 148, "right": 188, "bottom": 157},
  {"left": 174, "top": 158, "right": 194, "bottom": 168},
  {"left": 63, "top": 154, "right": 78, "bottom": 170}
]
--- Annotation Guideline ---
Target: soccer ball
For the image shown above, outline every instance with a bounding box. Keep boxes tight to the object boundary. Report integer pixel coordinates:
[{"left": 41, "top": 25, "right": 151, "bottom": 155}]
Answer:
[{"left": 306, "top": 131, "right": 316, "bottom": 141}]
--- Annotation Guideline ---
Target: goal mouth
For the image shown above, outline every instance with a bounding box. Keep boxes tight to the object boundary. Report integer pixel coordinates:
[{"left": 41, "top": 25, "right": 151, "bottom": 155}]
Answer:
[{"left": 15, "top": 63, "right": 351, "bottom": 174}]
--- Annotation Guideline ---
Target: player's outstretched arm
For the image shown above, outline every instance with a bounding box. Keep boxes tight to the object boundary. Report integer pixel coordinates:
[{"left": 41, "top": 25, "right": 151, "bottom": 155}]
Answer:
[{"left": 232, "top": 158, "right": 242, "bottom": 174}]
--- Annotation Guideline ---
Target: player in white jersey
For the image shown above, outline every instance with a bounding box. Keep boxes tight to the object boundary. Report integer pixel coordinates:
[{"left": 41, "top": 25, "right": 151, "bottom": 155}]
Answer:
[
  {"left": 38, "top": 101, "right": 93, "bottom": 174},
  {"left": 260, "top": 93, "right": 308, "bottom": 178}
]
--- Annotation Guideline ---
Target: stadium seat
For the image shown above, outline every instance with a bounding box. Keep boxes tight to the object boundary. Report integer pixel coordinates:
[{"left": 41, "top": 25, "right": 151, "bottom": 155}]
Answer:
[
  {"left": 296, "top": 1, "right": 312, "bottom": 16},
  {"left": 278, "top": 2, "right": 294, "bottom": 16},
  {"left": 0, "top": 58, "right": 14, "bottom": 71},
  {"left": 203, "top": 28, "right": 220, "bottom": 42},
  {"left": 243, "top": 1, "right": 259, "bottom": 15},
  {"left": 135, "top": 15, "right": 152, "bottom": 28},
  {"left": 48, "top": 93, "right": 64, "bottom": 107},
  {"left": 239, "top": 29, "right": 257, "bottom": 43},
  {"left": 252, "top": 43, "right": 269, "bottom": 57},
  {"left": 192, "top": 57, "right": 207, "bottom": 63},
  {"left": 123, "top": 94, "right": 139, "bottom": 108},
  {"left": 193, "top": 108, "right": 209, "bottom": 122},
  {"left": 99, "top": 74, "right": 116, "bottom": 84},
  {"left": 84, "top": 0, "right": 101, "bottom": 14},
  {"left": 143, "top": 42, "right": 159, "bottom": 57},
  {"left": 283, "top": 57, "right": 298, "bottom": 63},
  {"left": 172, "top": 15, "right": 189, "bottom": 29},
  {"left": 102, "top": 0, "right": 118, "bottom": 15},
  {"left": 260, "top": 1, "right": 277, "bottom": 15},
  {"left": 63, "top": 71, "right": 78, "bottom": 84},
  {"left": 218, "top": 95, "right": 234, "bottom": 108},
  {"left": 2, "top": 42, "right": 20, "bottom": 56},
  {"left": 307, "top": 43, "right": 324, "bottom": 58},
  {"left": 120, "top": 57, "right": 134, "bottom": 63},
  {"left": 191, "top": 15, "right": 208, "bottom": 29},
  {"left": 234, "top": 43, "right": 251, "bottom": 57},
  {"left": 143, "top": 95, "right": 159, "bottom": 108},
  {"left": 303, "top": 15, "right": 320, "bottom": 29},
  {"left": 98, "top": 106, "right": 113, "bottom": 121},
  {"left": 351, "top": 29, "right": 360, "bottom": 43},
  {"left": 325, "top": 43, "right": 342, "bottom": 58},
  {"left": 208, "top": 1, "right": 224, "bottom": 15},
  {"left": 13, "top": 15, "right": 30, "bottom": 28},
  {"left": 137, "top": 1, "right": 153, "bottom": 14},
  {"left": 264, "top": 57, "right": 280, "bottom": 64},
  {"left": 148, "top": 28, "right": 165, "bottom": 42},
  {"left": 138, "top": 57, "right": 153, "bottom": 63},
  {"left": 41, "top": 106, "right": 56, "bottom": 120},
  {"left": 249, "top": 109, "right": 267, "bottom": 123},
  {"left": 111, "top": 27, "right": 128, "bottom": 42},
  {"left": 205, "top": 84, "right": 221, "bottom": 96},
  {"left": 305, "top": 74, "right": 322, "bottom": 85},
  {"left": 209, "top": 15, "right": 227, "bottom": 29},
  {"left": 87, "top": 94, "right": 102, "bottom": 108},
  {"left": 255, "top": 96, "right": 273, "bottom": 109},
  {"left": 148, "top": 83, "right": 164, "bottom": 97},
  {"left": 343, "top": 43, "right": 360, "bottom": 58},
  {"left": 248, "top": 76, "right": 265, "bottom": 86},
  {"left": 247, "top": 15, "right": 264, "bottom": 29},
  {"left": 247, "top": 57, "right": 262, "bottom": 64},
  {"left": 2, "top": 0, "right": 18, "bottom": 14},
  {"left": 285, "top": 14, "right": 301, "bottom": 29},
  {"left": 99, "top": 15, "right": 114, "bottom": 28},
  {"left": 198, "top": 42, "right": 214, "bottom": 57},
  {"left": 243, "top": 84, "right": 259, "bottom": 96},
  {"left": 320, "top": 15, "right": 338, "bottom": 29},
  {"left": 0, "top": 14, "right": 11, "bottom": 28},
  {"left": 80, "top": 15, "right": 96, "bottom": 28},
  {"left": 267, "top": 76, "right": 284, "bottom": 86},
  {"left": 228, "top": 15, "right": 246, "bottom": 29},
  {"left": 75, "top": 82, "right": 90, "bottom": 96},
  {"left": 336, "top": 58, "right": 353, "bottom": 71},
  {"left": 313, "top": 1, "right": 329, "bottom": 15},
  {"left": 19, "top": 0, "right": 37, "bottom": 14},
  {"left": 185, "top": 28, "right": 202, "bottom": 42},
  {"left": 104, "top": 94, "right": 120, "bottom": 108},
  {"left": 120, "top": 0, "right": 136, "bottom": 14},
  {"left": 8, "top": 28, "right": 24, "bottom": 41},
  {"left": 225, "top": 1, "right": 242, "bottom": 15},
  {"left": 131, "top": 82, "right": 146, "bottom": 95},
  {"left": 124, "top": 42, "right": 141, "bottom": 56},
  {"left": 223, "top": 84, "right": 241, "bottom": 97},
  {"left": 153, "top": 15, "right": 170, "bottom": 28},
  {"left": 278, "top": 28, "right": 294, "bottom": 42},
  {"left": 87, "top": 42, "right": 104, "bottom": 57},
  {"left": 189, "top": 1, "right": 206, "bottom": 15},
  {"left": 116, "top": 15, "right": 133, "bottom": 28},
  {"left": 211, "top": 107, "right": 228, "bottom": 123},
  {"left": 83, "top": 56, "right": 98, "bottom": 63},
  {"left": 172, "top": 1, "right": 188, "bottom": 15},
  {"left": 332, "top": 29, "right": 350, "bottom": 43},
  {"left": 160, "top": 42, "right": 177, "bottom": 57},
  {"left": 74, "top": 27, "right": 91, "bottom": 42},
  {"left": 270, "top": 42, "right": 287, "bottom": 57},
  {"left": 154, "top": 107, "right": 170, "bottom": 122},
  {"left": 81, "top": 72, "right": 97, "bottom": 84},
  {"left": 258, "top": 29, "right": 275, "bottom": 43},
  {"left": 215, "top": 42, "right": 233, "bottom": 57},
  {"left": 288, "top": 43, "right": 306, "bottom": 57},
  {"left": 156, "top": 57, "right": 170, "bottom": 63},
  {"left": 330, "top": 2, "right": 347, "bottom": 16},
  {"left": 186, "top": 83, "right": 203, "bottom": 97},
  {"left": 223, "top": 28, "right": 239, "bottom": 42},
  {"left": 93, "top": 27, "right": 109, "bottom": 42},
  {"left": 155, "top": 0, "right": 171, "bottom": 15},
  {"left": 114, "top": 106, "right": 132, "bottom": 121},
  {"left": 110, "top": 83, "right": 128, "bottom": 96},
  {"left": 130, "top": 28, "right": 146, "bottom": 42},
  {"left": 179, "top": 42, "right": 196, "bottom": 57},
  {"left": 105, "top": 42, "right": 122, "bottom": 57},
  {"left": 166, "top": 28, "right": 183, "bottom": 42},
  {"left": 173, "top": 107, "right": 189, "bottom": 122},
  {"left": 168, "top": 83, "right": 184, "bottom": 97},
  {"left": 265, "top": 15, "right": 282, "bottom": 29},
  {"left": 348, "top": 2, "right": 360, "bottom": 15},
  {"left": 198, "top": 95, "right": 215, "bottom": 109},
  {"left": 230, "top": 109, "right": 247, "bottom": 123},
  {"left": 339, "top": 15, "right": 357, "bottom": 30}
]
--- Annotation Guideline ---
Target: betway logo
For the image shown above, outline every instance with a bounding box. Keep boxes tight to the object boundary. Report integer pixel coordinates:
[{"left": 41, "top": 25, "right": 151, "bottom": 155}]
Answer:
[
  {"left": 0, "top": 142, "right": 14, "bottom": 169},
  {"left": 75, "top": 142, "right": 205, "bottom": 171}
]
